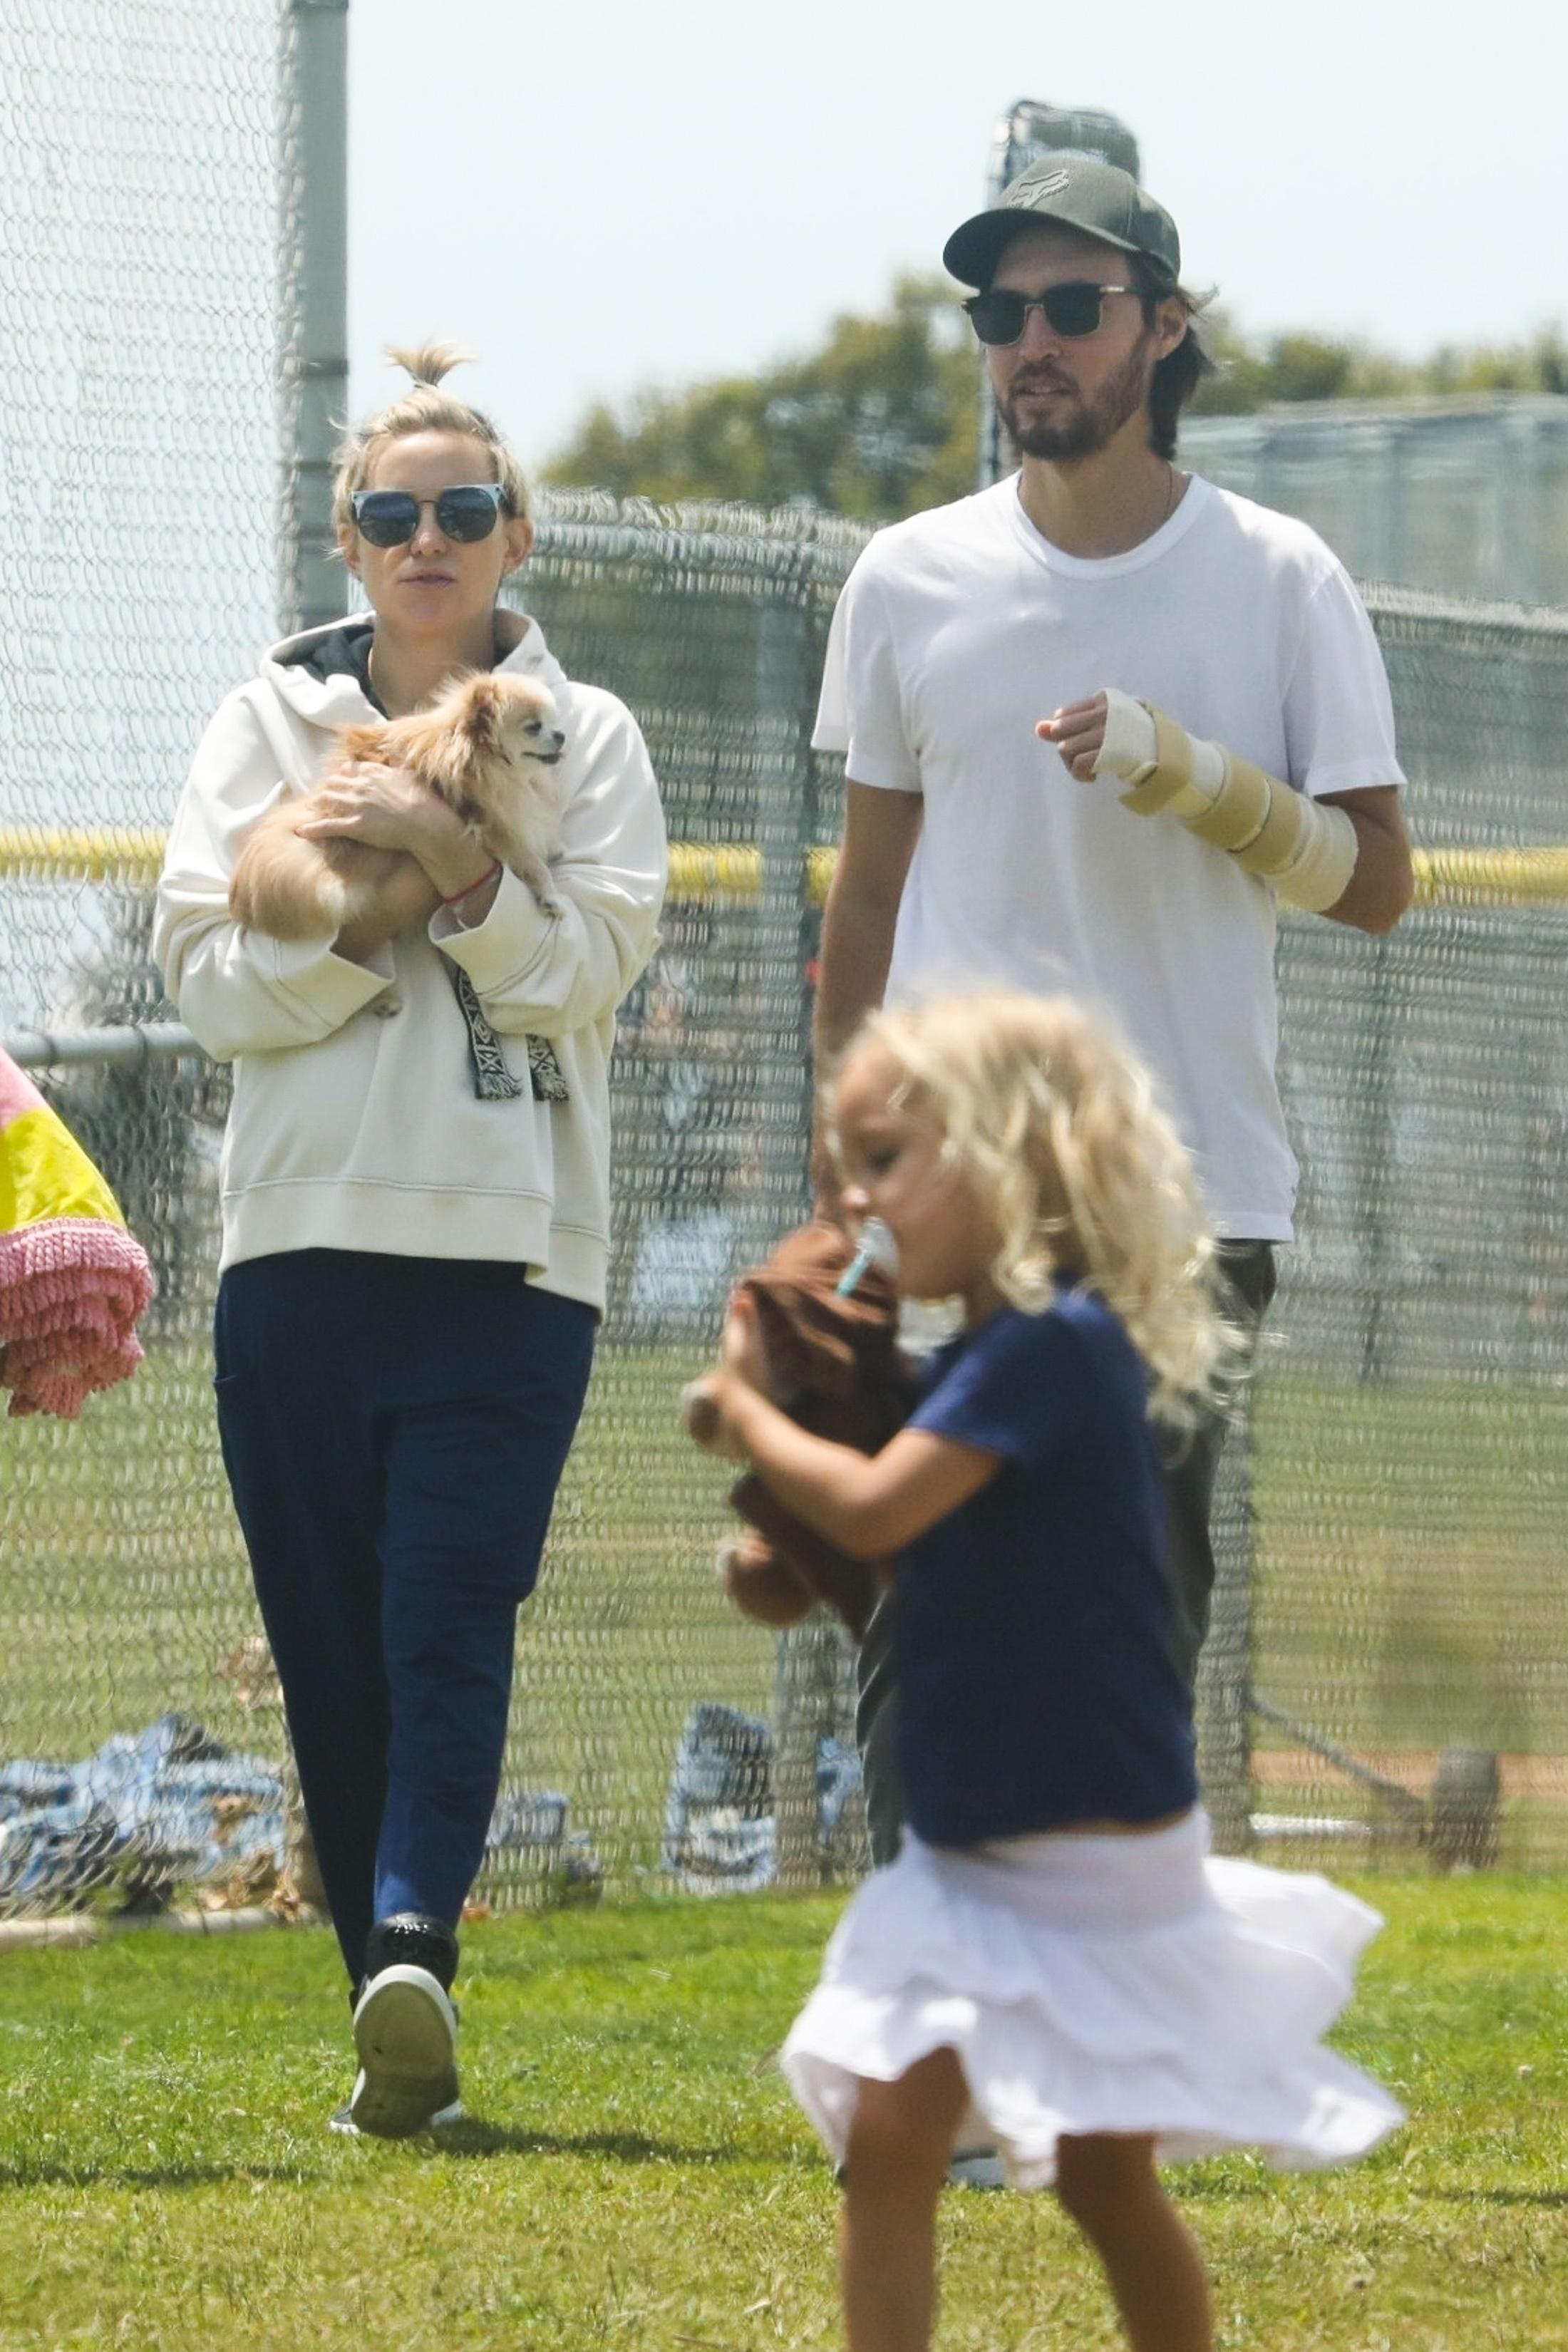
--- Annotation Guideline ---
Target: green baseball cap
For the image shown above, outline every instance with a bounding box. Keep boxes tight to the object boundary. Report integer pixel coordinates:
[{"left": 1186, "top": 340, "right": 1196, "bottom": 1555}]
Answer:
[{"left": 943, "top": 151, "right": 1182, "bottom": 290}]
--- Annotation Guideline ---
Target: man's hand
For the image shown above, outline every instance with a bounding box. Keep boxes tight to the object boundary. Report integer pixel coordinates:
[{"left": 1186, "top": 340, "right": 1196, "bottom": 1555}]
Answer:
[
  {"left": 1317, "top": 785, "right": 1413, "bottom": 934},
  {"left": 1036, "top": 693, "right": 1110, "bottom": 781}
]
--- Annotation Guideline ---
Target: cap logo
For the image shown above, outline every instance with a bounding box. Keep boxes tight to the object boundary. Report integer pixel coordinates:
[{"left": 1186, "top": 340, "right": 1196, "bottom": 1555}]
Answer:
[{"left": 1013, "top": 165, "right": 1070, "bottom": 202}]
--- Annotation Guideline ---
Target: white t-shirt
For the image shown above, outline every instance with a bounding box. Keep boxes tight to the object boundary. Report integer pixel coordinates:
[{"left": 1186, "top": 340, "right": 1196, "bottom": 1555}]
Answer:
[{"left": 812, "top": 474, "right": 1404, "bottom": 1239}]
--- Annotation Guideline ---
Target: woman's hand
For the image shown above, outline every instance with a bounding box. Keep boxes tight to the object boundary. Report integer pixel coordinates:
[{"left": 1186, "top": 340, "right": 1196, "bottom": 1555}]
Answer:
[
  {"left": 1036, "top": 691, "right": 1109, "bottom": 782},
  {"left": 296, "top": 758, "right": 458, "bottom": 855},
  {"left": 296, "top": 759, "right": 497, "bottom": 904}
]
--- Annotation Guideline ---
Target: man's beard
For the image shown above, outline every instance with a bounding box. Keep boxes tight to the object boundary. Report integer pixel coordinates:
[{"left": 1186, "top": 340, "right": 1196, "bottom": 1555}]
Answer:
[{"left": 999, "top": 333, "right": 1155, "bottom": 461}]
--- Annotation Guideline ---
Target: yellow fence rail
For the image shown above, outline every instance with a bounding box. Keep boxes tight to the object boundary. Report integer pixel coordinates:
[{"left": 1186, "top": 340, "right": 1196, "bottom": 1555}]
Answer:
[{"left": 2, "top": 828, "right": 1567, "bottom": 909}]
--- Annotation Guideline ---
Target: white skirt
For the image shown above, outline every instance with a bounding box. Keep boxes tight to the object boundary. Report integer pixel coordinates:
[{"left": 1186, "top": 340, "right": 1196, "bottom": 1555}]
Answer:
[{"left": 781, "top": 1809, "right": 1403, "bottom": 2189}]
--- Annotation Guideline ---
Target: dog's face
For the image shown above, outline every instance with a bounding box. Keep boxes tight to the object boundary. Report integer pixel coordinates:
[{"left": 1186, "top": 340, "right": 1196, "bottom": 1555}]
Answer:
[
  {"left": 386, "top": 671, "right": 566, "bottom": 810},
  {"left": 440, "top": 673, "right": 563, "bottom": 773},
  {"left": 484, "top": 674, "right": 564, "bottom": 771}
]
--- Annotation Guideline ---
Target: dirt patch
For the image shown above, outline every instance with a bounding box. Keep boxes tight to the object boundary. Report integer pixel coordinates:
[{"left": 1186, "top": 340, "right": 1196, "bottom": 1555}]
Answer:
[{"left": 1252, "top": 1746, "right": 1568, "bottom": 1805}]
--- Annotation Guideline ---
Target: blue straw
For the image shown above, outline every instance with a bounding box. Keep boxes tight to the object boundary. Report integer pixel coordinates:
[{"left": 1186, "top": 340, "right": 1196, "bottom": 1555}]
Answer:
[{"left": 835, "top": 1219, "right": 894, "bottom": 1296}]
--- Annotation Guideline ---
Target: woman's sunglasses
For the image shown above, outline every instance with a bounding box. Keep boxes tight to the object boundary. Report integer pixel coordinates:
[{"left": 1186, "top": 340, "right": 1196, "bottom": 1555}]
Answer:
[
  {"left": 962, "top": 282, "right": 1138, "bottom": 347},
  {"left": 349, "top": 483, "right": 512, "bottom": 547}
]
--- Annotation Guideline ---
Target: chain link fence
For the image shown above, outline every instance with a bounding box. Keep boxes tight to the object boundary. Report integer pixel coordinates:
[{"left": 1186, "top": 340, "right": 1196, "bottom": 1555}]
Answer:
[
  {"left": 4, "top": 508, "right": 1567, "bottom": 1909},
  {"left": 1182, "top": 399, "right": 1568, "bottom": 608},
  {"left": 1, "top": 0, "right": 1564, "bottom": 1915},
  {"left": 1230, "top": 590, "right": 1568, "bottom": 1870}
]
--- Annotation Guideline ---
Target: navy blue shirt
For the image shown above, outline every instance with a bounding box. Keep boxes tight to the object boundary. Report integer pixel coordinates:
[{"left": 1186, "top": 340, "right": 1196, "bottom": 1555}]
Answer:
[{"left": 895, "top": 1279, "right": 1198, "bottom": 1847}]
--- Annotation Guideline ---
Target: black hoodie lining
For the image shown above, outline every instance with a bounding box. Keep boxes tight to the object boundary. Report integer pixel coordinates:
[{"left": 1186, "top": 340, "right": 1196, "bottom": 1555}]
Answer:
[
  {"left": 287, "top": 620, "right": 386, "bottom": 714},
  {"left": 284, "top": 619, "right": 526, "bottom": 718}
]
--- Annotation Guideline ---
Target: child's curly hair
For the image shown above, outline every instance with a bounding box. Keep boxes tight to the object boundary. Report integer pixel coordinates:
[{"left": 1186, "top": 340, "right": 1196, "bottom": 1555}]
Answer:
[{"left": 836, "top": 991, "right": 1237, "bottom": 1425}]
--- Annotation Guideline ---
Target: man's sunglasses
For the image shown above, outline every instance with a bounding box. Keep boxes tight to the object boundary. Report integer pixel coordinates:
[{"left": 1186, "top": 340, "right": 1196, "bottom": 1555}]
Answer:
[
  {"left": 349, "top": 483, "right": 512, "bottom": 547},
  {"left": 963, "top": 282, "right": 1139, "bottom": 346}
]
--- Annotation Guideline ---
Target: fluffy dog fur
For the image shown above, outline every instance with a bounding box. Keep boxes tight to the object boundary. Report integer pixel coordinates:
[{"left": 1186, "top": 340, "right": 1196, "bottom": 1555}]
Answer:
[{"left": 229, "top": 669, "right": 566, "bottom": 941}]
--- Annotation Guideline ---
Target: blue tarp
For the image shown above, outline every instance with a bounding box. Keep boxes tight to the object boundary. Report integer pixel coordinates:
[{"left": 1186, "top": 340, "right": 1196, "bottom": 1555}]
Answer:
[
  {"left": 0, "top": 1714, "right": 593, "bottom": 1914},
  {"left": 0, "top": 1713, "right": 284, "bottom": 1912},
  {"left": 662, "top": 1701, "right": 862, "bottom": 1893}
]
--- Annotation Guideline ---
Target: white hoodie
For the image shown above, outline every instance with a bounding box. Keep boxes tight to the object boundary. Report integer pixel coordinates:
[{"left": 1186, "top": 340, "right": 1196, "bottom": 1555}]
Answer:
[{"left": 155, "top": 611, "right": 667, "bottom": 1311}]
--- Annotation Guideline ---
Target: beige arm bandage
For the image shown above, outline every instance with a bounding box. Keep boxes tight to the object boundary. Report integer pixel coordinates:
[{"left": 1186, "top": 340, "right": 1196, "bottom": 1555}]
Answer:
[{"left": 1093, "top": 689, "right": 1359, "bottom": 914}]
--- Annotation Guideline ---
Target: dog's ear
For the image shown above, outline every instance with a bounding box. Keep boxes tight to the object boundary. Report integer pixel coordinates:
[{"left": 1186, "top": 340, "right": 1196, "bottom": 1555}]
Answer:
[
  {"left": 737, "top": 1222, "right": 899, "bottom": 1405},
  {"left": 384, "top": 672, "right": 499, "bottom": 795},
  {"left": 451, "top": 675, "right": 502, "bottom": 753},
  {"left": 733, "top": 1278, "right": 812, "bottom": 1399}
]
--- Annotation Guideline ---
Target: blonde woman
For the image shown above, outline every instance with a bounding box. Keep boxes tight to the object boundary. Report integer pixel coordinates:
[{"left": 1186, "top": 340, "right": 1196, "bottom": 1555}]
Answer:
[
  {"left": 156, "top": 346, "right": 666, "bottom": 2136},
  {"left": 690, "top": 991, "right": 1400, "bottom": 2352}
]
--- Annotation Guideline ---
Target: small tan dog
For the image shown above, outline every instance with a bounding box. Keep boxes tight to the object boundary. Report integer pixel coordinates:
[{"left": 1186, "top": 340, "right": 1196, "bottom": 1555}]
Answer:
[{"left": 229, "top": 669, "right": 566, "bottom": 940}]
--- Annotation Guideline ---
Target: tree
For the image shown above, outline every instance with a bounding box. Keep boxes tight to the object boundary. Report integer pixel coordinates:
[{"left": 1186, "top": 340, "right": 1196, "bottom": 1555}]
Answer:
[
  {"left": 544, "top": 280, "right": 1566, "bottom": 518},
  {"left": 1192, "top": 316, "right": 1567, "bottom": 416},
  {"left": 544, "top": 276, "right": 979, "bottom": 520}
]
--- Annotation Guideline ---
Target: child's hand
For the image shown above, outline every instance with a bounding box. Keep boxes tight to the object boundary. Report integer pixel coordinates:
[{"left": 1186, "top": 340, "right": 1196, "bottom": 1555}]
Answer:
[
  {"left": 720, "top": 1292, "right": 773, "bottom": 1394},
  {"left": 681, "top": 1297, "right": 773, "bottom": 1460},
  {"left": 681, "top": 1371, "right": 750, "bottom": 1460},
  {"left": 1036, "top": 691, "right": 1109, "bottom": 782}
]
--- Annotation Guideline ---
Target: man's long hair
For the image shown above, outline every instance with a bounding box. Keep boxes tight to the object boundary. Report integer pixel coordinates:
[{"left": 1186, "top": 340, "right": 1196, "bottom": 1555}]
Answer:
[{"left": 1128, "top": 252, "right": 1214, "bottom": 460}]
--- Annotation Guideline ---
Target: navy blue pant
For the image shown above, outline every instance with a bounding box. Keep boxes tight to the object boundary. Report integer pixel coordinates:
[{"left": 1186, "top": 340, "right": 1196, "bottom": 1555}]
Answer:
[{"left": 215, "top": 1250, "right": 596, "bottom": 1986}]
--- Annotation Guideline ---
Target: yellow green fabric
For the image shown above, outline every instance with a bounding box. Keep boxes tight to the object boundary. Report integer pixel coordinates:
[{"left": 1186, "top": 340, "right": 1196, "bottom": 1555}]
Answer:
[{"left": 0, "top": 1105, "right": 126, "bottom": 1234}]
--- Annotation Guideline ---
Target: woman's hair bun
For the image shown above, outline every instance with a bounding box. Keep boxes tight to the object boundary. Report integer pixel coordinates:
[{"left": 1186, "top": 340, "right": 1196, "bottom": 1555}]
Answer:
[
  {"left": 383, "top": 339, "right": 477, "bottom": 390},
  {"left": 332, "top": 339, "right": 532, "bottom": 535}
]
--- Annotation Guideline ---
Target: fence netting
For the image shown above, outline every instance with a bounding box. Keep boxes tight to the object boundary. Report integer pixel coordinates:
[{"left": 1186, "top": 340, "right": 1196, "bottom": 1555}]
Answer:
[
  {"left": 4, "top": 496, "right": 1566, "bottom": 1912},
  {"left": 0, "top": 0, "right": 1564, "bottom": 1905},
  {"left": 1181, "top": 401, "right": 1568, "bottom": 608}
]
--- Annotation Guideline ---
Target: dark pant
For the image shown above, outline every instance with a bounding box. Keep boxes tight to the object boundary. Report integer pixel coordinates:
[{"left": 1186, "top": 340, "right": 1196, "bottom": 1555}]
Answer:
[
  {"left": 215, "top": 1250, "right": 596, "bottom": 1985},
  {"left": 855, "top": 1242, "right": 1277, "bottom": 1868}
]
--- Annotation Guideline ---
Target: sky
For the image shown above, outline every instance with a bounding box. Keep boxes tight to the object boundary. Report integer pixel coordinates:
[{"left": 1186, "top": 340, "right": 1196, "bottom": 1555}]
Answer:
[{"left": 350, "top": 0, "right": 1567, "bottom": 470}]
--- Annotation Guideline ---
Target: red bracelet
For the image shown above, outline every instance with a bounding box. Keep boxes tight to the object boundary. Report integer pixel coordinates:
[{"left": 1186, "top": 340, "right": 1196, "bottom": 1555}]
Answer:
[{"left": 440, "top": 860, "right": 502, "bottom": 906}]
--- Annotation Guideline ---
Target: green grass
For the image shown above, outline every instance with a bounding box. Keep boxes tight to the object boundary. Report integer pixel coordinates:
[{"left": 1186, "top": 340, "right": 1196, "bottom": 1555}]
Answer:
[
  {"left": 1, "top": 1880, "right": 1565, "bottom": 2350},
  {"left": 1253, "top": 1373, "right": 1568, "bottom": 1746},
  {"left": 1249, "top": 1373, "right": 1568, "bottom": 1869}
]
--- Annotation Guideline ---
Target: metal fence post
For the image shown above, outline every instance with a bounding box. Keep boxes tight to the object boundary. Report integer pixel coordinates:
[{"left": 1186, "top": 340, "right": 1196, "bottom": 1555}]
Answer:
[
  {"left": 279, "top": 0, "right": 349, "bottom": 636},
  {"left": 1356, "top": 937, "right": 1399, "bottom": 1387},
  {"left": 1195, "top": 1396, "right": 1259, "bottom": 1855},
  {"left": 752, "top": 587, "right": 845, "bottom": 1889}
]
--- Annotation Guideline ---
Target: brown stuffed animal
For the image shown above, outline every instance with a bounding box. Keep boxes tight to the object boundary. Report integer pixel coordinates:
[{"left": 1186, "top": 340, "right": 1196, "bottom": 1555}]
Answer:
[{"left": 686, "top": 1220, "right": 917, "bottom": 1641}]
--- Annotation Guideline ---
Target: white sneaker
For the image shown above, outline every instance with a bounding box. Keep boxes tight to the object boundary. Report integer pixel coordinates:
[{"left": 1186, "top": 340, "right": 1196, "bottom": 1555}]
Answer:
[
  {"left": 329, "top": 2088, "right": 463, "bottom": 2138},
  {"left": 345, "top": 1962, "right": 461, "bottom": 2139},
  {"left": 947, "top": 2147, "right": 1006, "bottom": 2189}
]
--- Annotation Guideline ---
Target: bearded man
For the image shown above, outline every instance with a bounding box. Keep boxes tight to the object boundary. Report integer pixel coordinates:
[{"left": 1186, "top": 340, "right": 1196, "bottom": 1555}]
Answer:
[{"left": 810, "top": 153, "right": 1413, "bottom": 1871}]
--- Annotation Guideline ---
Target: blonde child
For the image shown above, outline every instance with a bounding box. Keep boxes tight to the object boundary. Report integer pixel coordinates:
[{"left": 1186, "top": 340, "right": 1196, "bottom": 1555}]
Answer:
[{"left": 689, "top": 990, "right": 1401, "bottom": 2352}]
